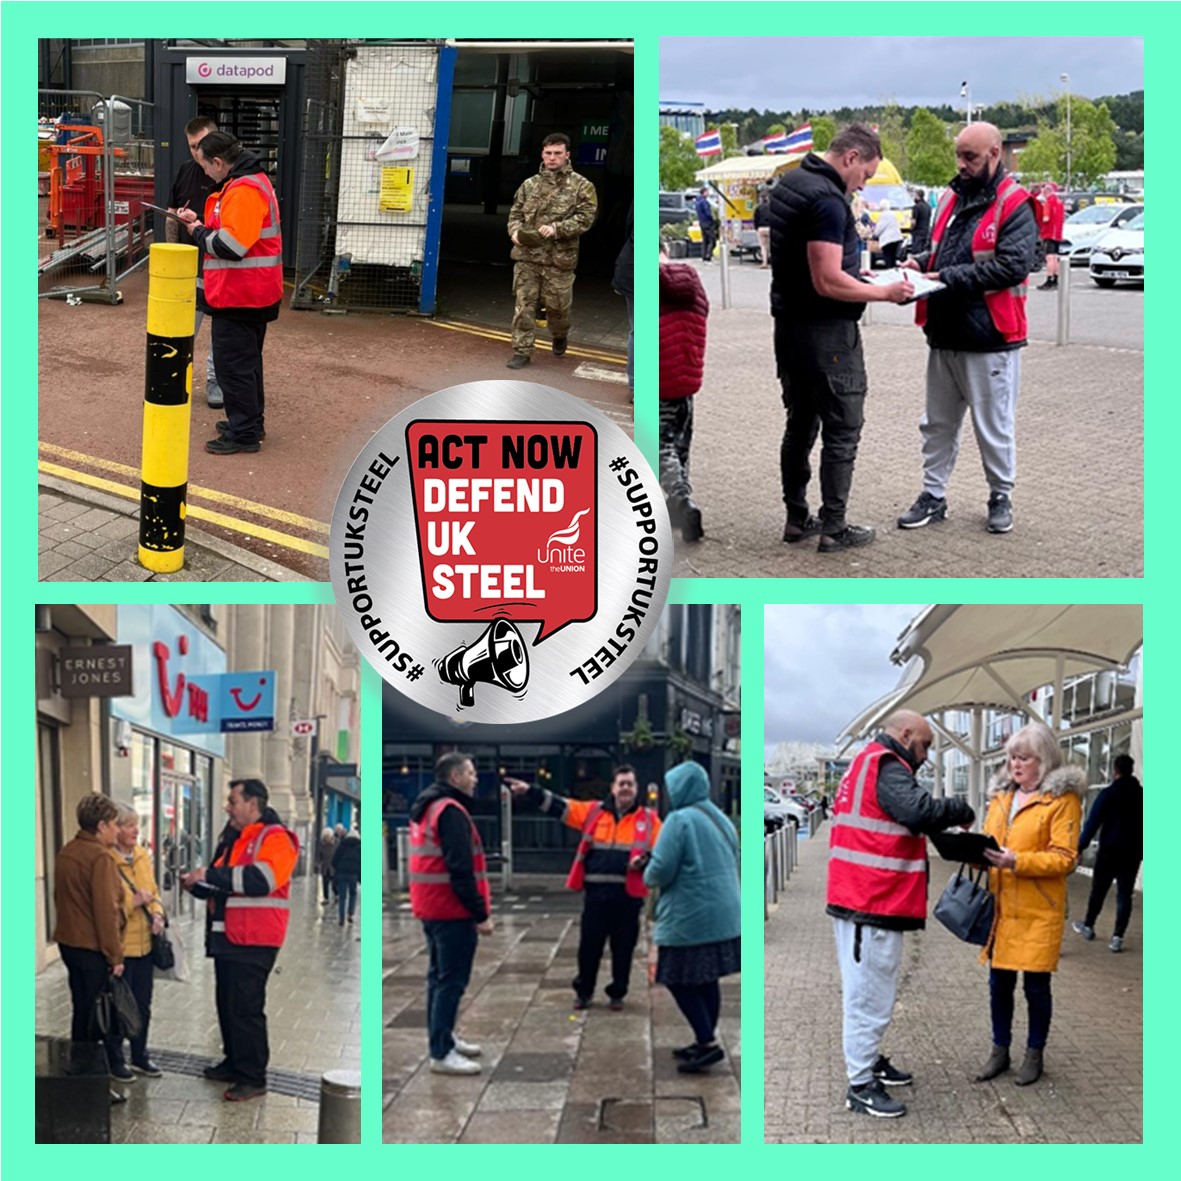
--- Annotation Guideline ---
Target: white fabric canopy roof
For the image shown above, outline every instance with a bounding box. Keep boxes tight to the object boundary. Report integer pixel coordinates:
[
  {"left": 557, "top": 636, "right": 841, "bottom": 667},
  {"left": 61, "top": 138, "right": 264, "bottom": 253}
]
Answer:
[
  {"left": 839, "top": 605, "right": 1142, "bottom": 744},
  {"left": 695, "top": 151, "right": 805, "bottom": 184}
]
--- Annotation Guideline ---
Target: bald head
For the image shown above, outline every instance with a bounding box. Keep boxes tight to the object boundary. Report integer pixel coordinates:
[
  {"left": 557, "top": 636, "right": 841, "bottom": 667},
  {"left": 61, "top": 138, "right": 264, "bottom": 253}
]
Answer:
[
  {"left": 955, "top": 121, "right": 1003, "bottom": 184},
  {"left": 883, "top": 710, "right": 934, "bottom": 766}
]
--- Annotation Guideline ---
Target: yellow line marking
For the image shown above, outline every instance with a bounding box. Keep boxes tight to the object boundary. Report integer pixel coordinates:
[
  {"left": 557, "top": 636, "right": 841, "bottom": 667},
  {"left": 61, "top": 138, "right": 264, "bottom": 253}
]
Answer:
[
  {"left": 38, "top": 442, "right": 330, "bottom": 535},
  {"left": 424, "top": 318, "right": 625, "bottom": 365},
  {"left": 39, "top": 461, "right": 330, "bottom": 560}
]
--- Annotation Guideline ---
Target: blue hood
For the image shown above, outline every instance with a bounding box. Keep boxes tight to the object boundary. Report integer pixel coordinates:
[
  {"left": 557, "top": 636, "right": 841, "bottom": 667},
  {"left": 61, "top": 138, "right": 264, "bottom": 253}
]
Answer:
[{"left": 666, "top": 761, "right": 710, "bottom": 809}]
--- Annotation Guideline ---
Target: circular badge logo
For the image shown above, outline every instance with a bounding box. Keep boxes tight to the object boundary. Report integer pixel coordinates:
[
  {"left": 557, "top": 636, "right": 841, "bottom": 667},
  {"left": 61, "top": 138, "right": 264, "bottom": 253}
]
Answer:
[{"left": 330, "top": 381, "right": 673, "bottom": 724}]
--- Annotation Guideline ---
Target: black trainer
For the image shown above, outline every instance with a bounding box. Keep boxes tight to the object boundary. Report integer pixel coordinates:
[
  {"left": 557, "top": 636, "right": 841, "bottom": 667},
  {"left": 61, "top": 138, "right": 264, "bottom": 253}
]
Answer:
[
  {"left": 677, "top": 1044, "right": 724, "bottom": 1074},
  {"left": 206, "top": 436, "right": 260, "bottom": 455},
  {"left": 217, "top": 420, "right": 266, "bottom": 441},
  {"left": 818, "top": 524, "right": 876, "bottom": 554},
  {"left": 987, "top": 492, "right": 1013, "bottom": 533},
  {"left": 897, "top": 491, "right": 948, "bottom": 529},
  {"left": 783, "top": 515, "right": 823, "bottom": 544},
  {"left": 506, "top": 353, "right": 531, "bottom": 370},
  {"left": 872, "top": 1055, "right": 913, "bottom": 1087},
  {"left": 551, "top": 338, "right": 568, "bottom": 357},
  {"left": 845, "top": 1078, "right": 907, "bottom": 1118},
  {"left": 681, "top": 501, "right": 704, "bottom": 543}
]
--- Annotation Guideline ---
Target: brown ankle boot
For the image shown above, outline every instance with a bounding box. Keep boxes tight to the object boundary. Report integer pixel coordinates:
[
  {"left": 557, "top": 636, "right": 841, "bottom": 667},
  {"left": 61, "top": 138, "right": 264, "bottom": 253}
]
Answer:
[{"left": 974, "top": 1045, "right": 1011, "bottom": 1082}]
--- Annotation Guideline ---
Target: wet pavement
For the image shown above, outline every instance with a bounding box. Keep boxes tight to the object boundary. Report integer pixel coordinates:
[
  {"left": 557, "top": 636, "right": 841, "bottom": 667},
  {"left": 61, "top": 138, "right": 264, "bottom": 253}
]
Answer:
[
  {"left": 765, "top": 830, "right": 1142, "bottom": 1143},
  {"left": 36, "top": 875, "right": 361, "bottom": 1143},
  {"left": 383, "top": 876, "right": 740, "bottom": 1143}
]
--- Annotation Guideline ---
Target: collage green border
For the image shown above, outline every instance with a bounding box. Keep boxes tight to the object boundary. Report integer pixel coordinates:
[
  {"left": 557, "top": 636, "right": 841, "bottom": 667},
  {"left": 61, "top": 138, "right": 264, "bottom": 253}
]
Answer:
[{"left": 2, "top": 0, "right": 1166, "bottom": 1162}]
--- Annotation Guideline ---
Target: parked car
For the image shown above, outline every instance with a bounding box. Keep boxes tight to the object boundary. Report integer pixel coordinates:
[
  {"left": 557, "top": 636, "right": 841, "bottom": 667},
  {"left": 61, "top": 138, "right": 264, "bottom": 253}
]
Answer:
[
  {"left": 1060, "top": 203, "right": 1143, "bottom": 265},
  {"left": 1060, "top": 190, "right": 1138, "bottom": 216},
  {"left": 764, "top": 786, "right": 806, "bottom": 830},
  {"left": 659, "top": 190, "right": 692, "bottom": 226},
  {"left": 1089, "top": 212, "right": 1144, "bottom": 287}
]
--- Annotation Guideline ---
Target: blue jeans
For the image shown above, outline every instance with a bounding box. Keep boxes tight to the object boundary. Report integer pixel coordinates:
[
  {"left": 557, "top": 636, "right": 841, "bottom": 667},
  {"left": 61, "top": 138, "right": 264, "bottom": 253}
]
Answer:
[
  {"left": 423, "top": 919, "right": 478, "bottom": 1060},
  {"left": 337, "top": 875, "right": 358, "bottom": 922}
]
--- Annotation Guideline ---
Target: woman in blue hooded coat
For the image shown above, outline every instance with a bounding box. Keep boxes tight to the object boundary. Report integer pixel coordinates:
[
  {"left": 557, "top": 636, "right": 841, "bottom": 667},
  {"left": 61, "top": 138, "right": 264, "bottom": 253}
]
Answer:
[{"left": 644, "top": 761, "right": 741, "bottom": 1072}]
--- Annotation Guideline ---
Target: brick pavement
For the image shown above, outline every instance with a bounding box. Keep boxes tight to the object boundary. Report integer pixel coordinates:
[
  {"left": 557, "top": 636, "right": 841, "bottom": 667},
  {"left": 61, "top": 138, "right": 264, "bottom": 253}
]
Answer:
[
  {"left": 38, "top": 479, "right": 309, "bottom": 582},
  {"left": 670, "top": 296, "right": 1142, "bottom": 579},
  {"left": 383, "top": 876, "right": 740, "bottom": 1143},
  {"left": 764, "top": 832, "right": 1142, "bottom": 1143},
  {"left": 36, "top": 875, "right": 360, "bottom": 1143}
]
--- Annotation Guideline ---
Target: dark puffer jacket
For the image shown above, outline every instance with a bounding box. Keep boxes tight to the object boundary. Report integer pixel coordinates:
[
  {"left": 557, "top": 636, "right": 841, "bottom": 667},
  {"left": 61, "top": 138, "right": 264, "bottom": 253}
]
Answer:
[
  {"left": 912, "top": 165, "right": 1038, "bottom": 352},
  {"left": 659, "top": 262, "right": 709, "bottom": 400}
]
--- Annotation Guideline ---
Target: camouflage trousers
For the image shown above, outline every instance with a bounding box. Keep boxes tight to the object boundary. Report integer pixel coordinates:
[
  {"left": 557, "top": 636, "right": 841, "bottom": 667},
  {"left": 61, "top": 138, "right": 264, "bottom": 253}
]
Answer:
[
  {"left": 511, "top": 263, "right": 575, "bottom": 355},
  {"left": 659, "top": 397, "right": 695, "bottom": 502}
]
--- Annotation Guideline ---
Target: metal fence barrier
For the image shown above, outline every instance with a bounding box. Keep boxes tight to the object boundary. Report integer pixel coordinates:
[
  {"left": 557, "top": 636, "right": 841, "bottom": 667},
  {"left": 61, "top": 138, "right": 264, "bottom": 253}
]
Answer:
[{"left": 764, "top": 821, "right": 797, "bottom": 919}]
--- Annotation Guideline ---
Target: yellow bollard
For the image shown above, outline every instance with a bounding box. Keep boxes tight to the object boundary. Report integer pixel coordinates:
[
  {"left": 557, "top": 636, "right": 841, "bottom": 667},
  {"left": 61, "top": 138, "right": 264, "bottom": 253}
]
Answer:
[{"left": 138, "top": 243, "right": 198, "bottom": 573}]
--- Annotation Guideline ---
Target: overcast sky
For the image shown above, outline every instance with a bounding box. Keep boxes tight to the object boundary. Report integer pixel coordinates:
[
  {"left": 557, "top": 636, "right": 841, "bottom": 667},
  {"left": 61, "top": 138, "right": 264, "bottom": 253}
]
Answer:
[
  {"left": 764, "top": 605, "right": 925, "bottom": 750},
  {"left": 661, "top": 38, "right": 1143, "bottom": 114}
]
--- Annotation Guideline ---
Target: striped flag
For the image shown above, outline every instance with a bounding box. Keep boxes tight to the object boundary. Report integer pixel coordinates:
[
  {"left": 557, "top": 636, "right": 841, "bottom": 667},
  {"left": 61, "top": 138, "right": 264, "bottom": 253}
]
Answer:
[
  {"left": 766, "top": 122, "right": 813, "bottom": 154},
  {"left": 695, "top": 128, "right": 722, "bottom": 157}
]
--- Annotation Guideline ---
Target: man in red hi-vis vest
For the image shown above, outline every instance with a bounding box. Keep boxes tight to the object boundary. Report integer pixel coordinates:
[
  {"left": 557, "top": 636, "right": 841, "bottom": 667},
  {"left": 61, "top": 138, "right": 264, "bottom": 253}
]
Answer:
[
  {"left": 827, "top": 711, "right": 974, "bottom": 1119},
  {"left": 510, "top": 765, "right": 661, "bottom": 1011},
  {"left": 408, "top": 752, "right": 494, "bottom": 1075},
  {"left": 181, "top": 778, "right": 298, "bottom": 1102},
  {"left": 898, "top": 122, "right": 1038, "bottom": 537}
]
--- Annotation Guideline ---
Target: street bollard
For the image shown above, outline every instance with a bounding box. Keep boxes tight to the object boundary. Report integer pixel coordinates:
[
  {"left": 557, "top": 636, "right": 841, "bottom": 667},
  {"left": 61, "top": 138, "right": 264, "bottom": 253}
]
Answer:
[
  {"left": 139, "top": 243, "right": 198, "bottom": 572},
  {"left": 317, "top": 1070, "right": 361, "bottom": 1143},
  {"left": 1056, "top": 260, "right": 1071, "bottom": 346}
]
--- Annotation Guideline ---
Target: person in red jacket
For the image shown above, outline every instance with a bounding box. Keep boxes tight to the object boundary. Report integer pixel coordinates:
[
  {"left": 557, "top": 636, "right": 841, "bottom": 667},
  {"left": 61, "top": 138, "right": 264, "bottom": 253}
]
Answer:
[
  {"left": 659, "top": 248, "right": 709, "bottom": 542},
  {"left": 1036, "top": 182, "right": 1066, "bottom": 290}
]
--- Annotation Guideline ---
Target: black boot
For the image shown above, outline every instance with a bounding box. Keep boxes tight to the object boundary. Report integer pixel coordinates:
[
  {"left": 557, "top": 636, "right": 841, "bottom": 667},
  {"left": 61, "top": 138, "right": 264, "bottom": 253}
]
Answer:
[
  {"left": 1014, "top": 1048, "right": 1044, "bottom": 1086},
  {"left": 680, "top": 500, "right": 704, "bottom": 543},
  {"left": 974, "top": 1045, "right": 1011, "bottom": 1082}
]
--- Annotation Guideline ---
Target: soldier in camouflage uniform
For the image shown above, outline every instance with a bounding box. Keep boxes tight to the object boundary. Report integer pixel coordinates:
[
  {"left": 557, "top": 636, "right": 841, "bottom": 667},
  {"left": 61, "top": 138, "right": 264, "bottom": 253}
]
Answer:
[{"left": 506, "top": 133, "right": 598, "bottom": 369}]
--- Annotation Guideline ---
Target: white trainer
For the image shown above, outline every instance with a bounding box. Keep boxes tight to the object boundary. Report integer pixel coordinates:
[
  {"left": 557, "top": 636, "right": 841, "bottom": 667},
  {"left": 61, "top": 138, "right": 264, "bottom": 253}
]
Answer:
[
  {"left": 430, "top": 1049, "right": 481, "bottom": 1075},
  {"left": 452, "top": 1036, "right": 483, "bottom": 1058}
]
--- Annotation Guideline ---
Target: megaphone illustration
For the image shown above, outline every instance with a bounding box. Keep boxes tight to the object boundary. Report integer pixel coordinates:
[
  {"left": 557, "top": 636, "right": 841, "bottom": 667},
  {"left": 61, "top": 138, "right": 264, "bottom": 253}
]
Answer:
[{"left": 435, "top": 619, "right": 530, "bottom": 709}]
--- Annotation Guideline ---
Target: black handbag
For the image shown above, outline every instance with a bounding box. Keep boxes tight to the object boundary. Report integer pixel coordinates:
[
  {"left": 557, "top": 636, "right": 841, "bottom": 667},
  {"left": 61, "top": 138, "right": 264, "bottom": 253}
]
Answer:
[
  {"left": 90, "top": 988, "right": 113, "bottom": 1040},
  {"left": 109, "top": 974, "right": 143, "bottom": 1040},
  {"left": 933, "top": 863, "right": 995, "bottom": 946},
  {"left": 151, "top": 925, "right": 176, "bottom": 971}
]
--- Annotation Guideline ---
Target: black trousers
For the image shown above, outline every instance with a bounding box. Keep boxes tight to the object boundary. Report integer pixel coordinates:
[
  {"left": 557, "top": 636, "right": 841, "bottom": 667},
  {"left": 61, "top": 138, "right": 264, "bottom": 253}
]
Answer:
[
  {"left": 776, "top": 318, "right": 868, "bottom": 532},
  {"left": 573, "top": 891, "right": 644, "bottom": 1001},
  {"left": 60, "top": 945, "right": 116, "bottom": 1061},
  {"left": 109, "top": 953, "right": 154, "bottom": 1068},
  {"left": 214, "top": 950, "right": 277, "bottom": 1085},
  {"left": 700, "top": 223, "right": 717, "bottom": 262},
  {"left": 880, "top": 240, "right": 900, "bottom": 269},
  {"left": 211, "top": 317, "right": 268, "bottom": 443},
  {"left": 1085, "top": 848, "right": 1142, "bottom": 938},
  {"left": 667, "top": 981, "right": 722, "bottom": 1045}
]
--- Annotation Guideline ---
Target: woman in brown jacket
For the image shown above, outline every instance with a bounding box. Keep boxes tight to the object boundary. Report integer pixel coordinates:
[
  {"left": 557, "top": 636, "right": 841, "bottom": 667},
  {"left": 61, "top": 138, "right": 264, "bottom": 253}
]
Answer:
[
  {"left": 53, "top": 795, "right": 125, "bottom": 1073},
  {"left": 976, "top": 722, "right": 1086, "bottom": 1086},
  {"left": 109, "top": 804, "right": 167, "bottom": 1079}
]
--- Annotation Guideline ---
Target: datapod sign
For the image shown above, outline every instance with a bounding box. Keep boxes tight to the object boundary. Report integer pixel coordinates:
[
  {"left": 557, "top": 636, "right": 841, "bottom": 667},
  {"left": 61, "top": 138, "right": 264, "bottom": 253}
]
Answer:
[{"left": 185, "top": 57, "right": 288, "bottom": 84}]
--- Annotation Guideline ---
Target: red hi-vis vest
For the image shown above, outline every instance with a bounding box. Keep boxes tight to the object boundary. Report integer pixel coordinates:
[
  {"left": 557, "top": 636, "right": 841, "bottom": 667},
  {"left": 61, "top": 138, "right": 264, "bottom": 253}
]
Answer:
[
  {"left": 202, "top": 171, "right": 283, "bottom": 309},
  {"left": 566, "top": 803, "right": 658, "bottom": 898},
  {"left": 409, "top": 797, "right": 492, "bottom": 921},
  {"left": 826, "top": 742, "right": 928, "bottom": 921},
  {"left": 916, "top": 175, "right": 1033, "bottom": 343},
  {"left": 213, "top": 822, "right": 299, "bottom": 948}
]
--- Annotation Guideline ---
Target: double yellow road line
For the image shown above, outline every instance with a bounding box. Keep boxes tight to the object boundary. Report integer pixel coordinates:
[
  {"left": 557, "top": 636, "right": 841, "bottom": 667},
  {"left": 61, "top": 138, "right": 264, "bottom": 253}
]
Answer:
[
  {"left": 38, "top": 443, "right": 330, "bottom": 560},
  {"left": 425, "top": 319, "right": 626, "bottom": 366}
]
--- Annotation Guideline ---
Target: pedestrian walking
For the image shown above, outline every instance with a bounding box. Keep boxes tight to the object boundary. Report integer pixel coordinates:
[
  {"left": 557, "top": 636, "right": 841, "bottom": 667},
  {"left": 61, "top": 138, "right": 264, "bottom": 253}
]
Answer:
[
  {"left": 769, "top": 123, "right": 912, "bottom": 555},
  {"left": 181, "top": 777, "right": 299, "bottom": 1101},
  {"left": 1035, "top": 182, "right": 1066, "bottom": 290},
  {"left": 871, "top": 200, "right": 903, "bottom": 269},
  {"left": 109, "top": 804, "right": 166, "bottom": 1080},
  {"left": 659, "top": 245, "right": 709, "bottom": 543},
  {"left": 506, "top": 133, "right": 597, "bottom": 369},
  {"left": 897, "top": 122, "right": 1038, "bottom": 536},
  {"left": 644, "top": 761, "right": 740, "bottom": 1074},
  {"left": 754, "top": 190, "right": 772, "bottom": 267},
  {"left": 976, "top": 723, "right": 1085, "bottom": 1087},
  {"left": 409, "top": 753, "right": 493, "bottom": 1075},
  {"left": 509, "top": 765, "right": 661, "bottom": 1012},
  {"left": 827, "top": 710, "right": 974, "bottom": 1118},
  {"left": 333, "top": 827, "right": 361, "bottom": 927},
  {"left": 695, "top": 188, "right": 717, "bottom": 263},
  {"left": 910, "top": 189, "right": 931, "bottom": 256},
  {"left": 1073, "top": 754, "right": 1142, "bottom": 952},
  {"left": 316, "top": 826, "right": 336, "bottom": 907}
]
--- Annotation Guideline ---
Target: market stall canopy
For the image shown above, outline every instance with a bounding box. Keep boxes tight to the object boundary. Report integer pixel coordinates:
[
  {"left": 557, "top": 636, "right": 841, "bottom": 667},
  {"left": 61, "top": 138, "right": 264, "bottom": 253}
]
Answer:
[
  {"left": 838, "top": 605, "right": 1143, "bottom": 744},
  {"left": 695, "top": 151, "right": 807, "bottom": 184}
]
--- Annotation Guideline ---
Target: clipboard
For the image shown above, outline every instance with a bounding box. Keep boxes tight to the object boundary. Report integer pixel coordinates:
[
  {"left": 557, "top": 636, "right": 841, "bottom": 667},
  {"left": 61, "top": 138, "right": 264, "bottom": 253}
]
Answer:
[
  {"left": 930, "top": 829, "right": 1001, "bottom": 866},
  {"left": 142, "top": 201, "right": 192, "bottom": 226}
]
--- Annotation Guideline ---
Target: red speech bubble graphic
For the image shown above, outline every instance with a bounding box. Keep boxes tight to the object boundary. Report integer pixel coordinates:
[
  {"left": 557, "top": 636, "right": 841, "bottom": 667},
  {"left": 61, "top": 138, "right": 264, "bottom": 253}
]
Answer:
[{"left": 406, "top": 420, "right": 597, "bottom": 642}]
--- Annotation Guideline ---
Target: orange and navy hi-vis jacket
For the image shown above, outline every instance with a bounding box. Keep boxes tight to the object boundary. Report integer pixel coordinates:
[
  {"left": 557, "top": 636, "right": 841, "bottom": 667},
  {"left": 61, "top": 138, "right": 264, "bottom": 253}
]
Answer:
[
  {"left": 409, "top": 795, "right": 492, "bottom": 921},
  {"left": 532, "top": 788, "right": 661, "bottom": 898},
  {"left": 915, "top": 174, "right": 1033, "bottom": 344},
  {"left": 826, "top": 742, "right": 928, "bottom": 923},
  {"left": 205, "top": 819, "right": 299, "bottom": 948},
  {"left": 198, "top": 153, "right": 283, "bottom": 311}
]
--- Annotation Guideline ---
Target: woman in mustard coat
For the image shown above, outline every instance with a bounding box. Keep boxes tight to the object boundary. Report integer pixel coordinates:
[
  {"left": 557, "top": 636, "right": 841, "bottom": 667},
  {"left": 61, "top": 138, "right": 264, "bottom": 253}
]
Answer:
[
  {"left": 976, "top": 723, "right": 1086, "bottom": 1086},
  {"left": 109, "top": 803, "right": 167, "bottom": 1080}
]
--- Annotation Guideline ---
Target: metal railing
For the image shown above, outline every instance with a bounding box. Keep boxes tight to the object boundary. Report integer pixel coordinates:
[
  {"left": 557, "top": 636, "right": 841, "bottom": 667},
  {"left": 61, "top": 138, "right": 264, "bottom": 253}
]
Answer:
[{"left": 764, "top": 821, "right": 797, "bottom": 918}]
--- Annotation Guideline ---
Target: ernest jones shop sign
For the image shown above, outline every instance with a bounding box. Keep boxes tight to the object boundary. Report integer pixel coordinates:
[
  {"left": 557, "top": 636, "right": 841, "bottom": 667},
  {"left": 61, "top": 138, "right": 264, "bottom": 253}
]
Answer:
[
  {"left": 60, "top": 645, "right": 133, "bottom": 698},
  {"left": 185, "top": 57, "right": 287, "bottom": 85}
]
